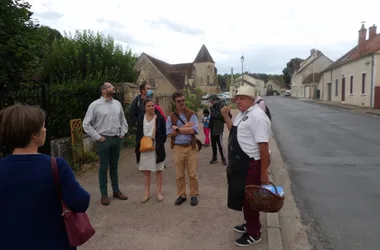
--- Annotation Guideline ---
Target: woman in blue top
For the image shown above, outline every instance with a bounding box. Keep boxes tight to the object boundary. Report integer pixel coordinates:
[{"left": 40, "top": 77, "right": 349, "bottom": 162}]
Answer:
[{"left": 0, "top": 104, "right": 91, "bottom": 250}]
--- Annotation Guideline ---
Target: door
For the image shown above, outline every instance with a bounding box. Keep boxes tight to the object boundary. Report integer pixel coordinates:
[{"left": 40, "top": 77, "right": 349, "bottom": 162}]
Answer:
[
  {"left": 341, "top": 78, "right": 345, "bottom": 102},
  {"left": 327, "top": 83, "right": 332, "bottom": 101}
]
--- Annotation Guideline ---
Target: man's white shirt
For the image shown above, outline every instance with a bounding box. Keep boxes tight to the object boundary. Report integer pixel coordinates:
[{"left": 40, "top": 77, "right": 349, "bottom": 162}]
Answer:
[{"left": 233, "top": 105, "right": 271, "bottom": 160}]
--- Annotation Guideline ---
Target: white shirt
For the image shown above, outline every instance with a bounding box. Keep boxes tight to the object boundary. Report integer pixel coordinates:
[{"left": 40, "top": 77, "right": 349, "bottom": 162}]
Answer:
[
  {"left": 83, "top": 97, "right": 129, "bottom": 141},
  {"left": 233, "top": 105, "right": 271, "bottom": 159}
]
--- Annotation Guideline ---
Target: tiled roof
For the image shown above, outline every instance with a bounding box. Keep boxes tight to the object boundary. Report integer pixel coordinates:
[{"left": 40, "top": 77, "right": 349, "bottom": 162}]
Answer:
[
  {"left": 302, "top": 73, "right": 323, "bottom": 84},
  {"left": 142, "top": 53, "right": 186, "bottom": 90},
  {"left": 172, "top": 63, "right": 193, "bottom": 79},
  {"left": 193, "top": 44, "right": 215, "bottom": 63},
  {"left": 295, "top": 50, "right": 323, "bottom": 74},
  {"left": 322, "top": 31, "right": 380, "bottom": 72}
]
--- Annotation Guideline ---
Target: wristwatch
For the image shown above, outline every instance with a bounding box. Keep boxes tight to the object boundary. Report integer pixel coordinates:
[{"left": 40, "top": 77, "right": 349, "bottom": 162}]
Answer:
[{"left": 175, "top": 128, "right": 179, "bottom": 132}]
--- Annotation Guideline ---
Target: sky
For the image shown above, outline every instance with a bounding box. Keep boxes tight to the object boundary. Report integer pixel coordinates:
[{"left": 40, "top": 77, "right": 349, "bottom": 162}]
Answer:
[{"left": 29, "top": 0, "right": 380, "bottom": 75}]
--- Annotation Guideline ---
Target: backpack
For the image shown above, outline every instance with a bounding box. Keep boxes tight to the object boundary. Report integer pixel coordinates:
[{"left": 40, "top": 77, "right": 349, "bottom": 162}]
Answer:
[{"left": 256, "top": 99, "right": 272, "bottom": 121}]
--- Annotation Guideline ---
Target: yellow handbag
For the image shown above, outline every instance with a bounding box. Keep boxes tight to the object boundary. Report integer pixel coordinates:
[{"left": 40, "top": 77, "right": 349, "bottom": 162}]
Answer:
[
  {"left": 139, "top": 136, "right": 154, "bottom": 152},
  {"left": 139, "top": 116, "right": 156, "bottom": 152}
]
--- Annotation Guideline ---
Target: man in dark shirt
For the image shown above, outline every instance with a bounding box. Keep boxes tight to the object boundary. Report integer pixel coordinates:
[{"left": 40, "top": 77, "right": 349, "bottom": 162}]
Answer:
[
  {"left": 129, "top": 81, "right": 153, "bottom": 126},
  {"left": 209, "top": 96, "right": 231, "bottom": 165}
]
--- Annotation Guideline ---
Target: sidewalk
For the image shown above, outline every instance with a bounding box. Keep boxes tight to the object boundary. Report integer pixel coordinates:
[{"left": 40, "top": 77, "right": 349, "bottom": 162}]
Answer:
[
  {"left": 296, "top": 98, "right": 380, "bottom": 116},
  {"left": 78, "top": 114, "right": 271, "bottom": 250}
]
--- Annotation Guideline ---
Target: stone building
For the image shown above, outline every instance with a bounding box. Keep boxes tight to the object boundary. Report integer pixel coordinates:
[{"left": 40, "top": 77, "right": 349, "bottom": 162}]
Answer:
[{"left": 134, "top": 44, "right": 220, "bottom": 95}]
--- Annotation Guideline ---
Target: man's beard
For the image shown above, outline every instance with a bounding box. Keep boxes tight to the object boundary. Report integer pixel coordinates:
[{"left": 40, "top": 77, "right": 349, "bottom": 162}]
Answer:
[{"left": 106, "top": 91, "right": 114, "bottom": 97}]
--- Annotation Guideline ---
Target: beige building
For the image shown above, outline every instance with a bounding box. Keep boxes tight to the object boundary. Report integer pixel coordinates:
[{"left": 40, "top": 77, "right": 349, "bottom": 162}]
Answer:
[
  {"left": 134, "top": 44, "right": 220, "bottom": 95},
  {"left": 321, "top": 24, "right": 380, "bottom": 109},
  {"left": 291, "top": 49, "right": 333, "bottom": 99},
  {"left": 230, "top": 74, "right": 265, "bottom": 96}
]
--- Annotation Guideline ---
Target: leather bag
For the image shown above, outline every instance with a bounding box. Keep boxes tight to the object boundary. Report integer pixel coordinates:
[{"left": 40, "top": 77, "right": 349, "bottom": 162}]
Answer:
[{"left": 51, "top": 157, "right": 95, "bottom": 247}]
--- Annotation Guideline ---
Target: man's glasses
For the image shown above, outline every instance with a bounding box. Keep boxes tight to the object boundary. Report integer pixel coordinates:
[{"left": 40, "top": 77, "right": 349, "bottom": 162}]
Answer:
[{"left": 176, "top": 99, "right": 185, "bottom": 103}]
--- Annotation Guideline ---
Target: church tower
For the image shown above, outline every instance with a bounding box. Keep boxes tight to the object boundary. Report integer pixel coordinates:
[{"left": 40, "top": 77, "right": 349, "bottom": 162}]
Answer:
[{"left": 192, "top": 44, "right": 216, "bottom": 91}]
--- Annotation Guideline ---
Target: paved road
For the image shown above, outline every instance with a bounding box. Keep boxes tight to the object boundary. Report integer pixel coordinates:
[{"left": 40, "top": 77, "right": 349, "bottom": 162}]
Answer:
[{"left": 265, "top": 97, "right": 380, "bottom": 250}]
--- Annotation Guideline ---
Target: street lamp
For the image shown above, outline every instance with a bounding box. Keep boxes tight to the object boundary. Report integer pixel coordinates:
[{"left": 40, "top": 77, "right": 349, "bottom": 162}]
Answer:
[{"left": 241, "top": 55, "right": 244, "bottom": 87}]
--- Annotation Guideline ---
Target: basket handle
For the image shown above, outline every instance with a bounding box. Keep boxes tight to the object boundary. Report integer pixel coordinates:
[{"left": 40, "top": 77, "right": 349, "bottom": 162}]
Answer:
[{"left": 267, "top": 181, "right": 279, "bottom": 194}]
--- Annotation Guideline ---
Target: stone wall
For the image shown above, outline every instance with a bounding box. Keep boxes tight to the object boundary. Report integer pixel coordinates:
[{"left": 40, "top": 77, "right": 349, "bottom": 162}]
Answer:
[{"left": 155, "top": 94, "right": 172, "bottom": 115}]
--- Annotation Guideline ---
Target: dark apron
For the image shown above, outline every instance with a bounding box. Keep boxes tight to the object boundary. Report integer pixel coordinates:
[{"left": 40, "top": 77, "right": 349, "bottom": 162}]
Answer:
[{"left": 227, "top": 113, "right": 250, "bottom": 211}]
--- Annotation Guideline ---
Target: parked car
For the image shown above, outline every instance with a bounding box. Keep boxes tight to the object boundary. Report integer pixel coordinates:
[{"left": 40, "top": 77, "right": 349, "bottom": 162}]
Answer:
[
  {"left": 202, "top": 93, "right": 210, "bottom": 100},
  {"left": 285, "top": 90, "right": 291, "bottom": 96}
]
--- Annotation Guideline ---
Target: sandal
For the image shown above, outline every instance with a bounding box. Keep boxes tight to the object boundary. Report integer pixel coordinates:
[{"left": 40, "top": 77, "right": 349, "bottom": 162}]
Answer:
[
  {"left": 156, "top": 194, "right": 164, "bottom": 202},
  {"left": 141, "top": 196, "right": 150, "bottom": 203}
]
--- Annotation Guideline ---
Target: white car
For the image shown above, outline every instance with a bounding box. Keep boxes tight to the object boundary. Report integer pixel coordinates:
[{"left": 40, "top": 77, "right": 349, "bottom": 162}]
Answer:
[
  {"left": 202, "top": 94, "right": 209, "bottom": 100},
  {"left": 285, "top": 90, "right": 291, "bottom": 96}
]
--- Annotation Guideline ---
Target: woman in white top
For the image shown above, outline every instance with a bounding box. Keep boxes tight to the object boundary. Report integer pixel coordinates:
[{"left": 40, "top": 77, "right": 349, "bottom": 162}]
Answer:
[{"left": 135, "top": 99, "right": 167, "bottom": 203}]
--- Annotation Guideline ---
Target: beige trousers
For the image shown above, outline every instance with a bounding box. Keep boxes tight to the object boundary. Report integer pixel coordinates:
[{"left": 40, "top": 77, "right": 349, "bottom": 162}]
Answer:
[{"left": 172, "top": 145, "right": 199, "bottom": 197}]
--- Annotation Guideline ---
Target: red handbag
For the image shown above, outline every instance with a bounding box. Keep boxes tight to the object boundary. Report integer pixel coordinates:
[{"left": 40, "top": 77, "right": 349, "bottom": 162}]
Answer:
[{"left": 51, "top": 157, "right": 95, "bottom": 247}]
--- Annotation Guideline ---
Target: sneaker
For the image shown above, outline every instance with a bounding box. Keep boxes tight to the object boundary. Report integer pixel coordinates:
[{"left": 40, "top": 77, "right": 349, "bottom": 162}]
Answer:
[
  {"left": 210, "top": 159, "right": 218, "bottom": 164},
  {"left": 222, "top": 158, "right": 227, "bottom": 165},
  {"left": 174, "top": 196, "right": 187, "bottom": 206},
  {"left": 234, "top": 233, "right": 261, "bottom": 247},
  {"left": 190, "top": 196, "right": 198, "bottom": 206},
  {"left": 233, "top": 224, "right": 246, "bottom": 233}
]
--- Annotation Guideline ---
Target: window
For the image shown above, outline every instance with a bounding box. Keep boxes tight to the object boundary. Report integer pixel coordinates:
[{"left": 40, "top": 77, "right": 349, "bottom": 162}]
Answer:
[
  {"left": 207, "top": 75, "right": 210, "bottom": 85},
  {"left": 350, "top": 75, "right": 354, "bottom": 94},
  {"left": 335, "top": 79, "right": 338, "bottom": 96},
  {"left": 149, "top": 79, "right": 155, "bottom": 88},
  {"left": 361, "top": 73, "right": 366, "bottom": 94}
]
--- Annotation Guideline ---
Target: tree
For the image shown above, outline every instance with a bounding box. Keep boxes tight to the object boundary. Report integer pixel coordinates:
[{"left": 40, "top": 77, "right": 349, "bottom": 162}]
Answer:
[
  {"left": 0, "top": 0, "right": 39, "bottom": 92},
  {"left": 42, "top": 30, "right": 138, "bottom": 84},
  {"left": 282, "top": 58, "right": 304, "bottom": 88}
]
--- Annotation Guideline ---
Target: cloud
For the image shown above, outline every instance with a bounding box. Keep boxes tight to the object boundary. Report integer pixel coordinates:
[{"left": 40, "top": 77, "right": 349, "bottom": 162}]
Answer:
[
  {"left": 102, "top": 27, "right": 152, "bottom": 46},
  {"left": 146, "top": 18, "right": 203, "bottom": 36},
  {"left": 34, "top": 10, "right": 63, "bottom": 21},
  {"left": 27, "top": 0, "right": 380, "bottom": 74},
  {"left": 96, "top": 18, "right": 126, "bottom": 29}
]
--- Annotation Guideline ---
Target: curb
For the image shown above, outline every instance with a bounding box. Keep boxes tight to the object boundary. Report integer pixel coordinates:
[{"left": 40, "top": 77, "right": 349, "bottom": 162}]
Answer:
[{"left": 266, "top": 170, "right": 283, "bottom": 250}]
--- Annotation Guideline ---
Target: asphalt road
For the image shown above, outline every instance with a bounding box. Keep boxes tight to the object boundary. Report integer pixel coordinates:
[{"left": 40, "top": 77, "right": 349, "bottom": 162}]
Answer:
[{"left": 265, "top": 96, "right": 380, "bottom": 250}]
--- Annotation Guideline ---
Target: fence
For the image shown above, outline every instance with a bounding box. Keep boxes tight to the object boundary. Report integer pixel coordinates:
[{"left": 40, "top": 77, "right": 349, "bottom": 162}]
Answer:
[{"left": 0, "top": 84, "right": 125, "bottom": 156}]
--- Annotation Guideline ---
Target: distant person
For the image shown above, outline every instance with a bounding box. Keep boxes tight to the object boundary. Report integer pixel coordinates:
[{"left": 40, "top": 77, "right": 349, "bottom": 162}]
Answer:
[
  {"left": 255, "top": 95, "right": 266, "bottom": 112},
  {"left": 129, "top": 81, "right": 153, "bottom": 126},
  {"left": 83, "top": 82, "right": 129, "bottom": 206},
  {"left": 201, "top": 108, "right": 211, "bottom": 147},
  {"left": 0, "top": 104, "right": 90, "bottom": 250},
  {"left": 209, "top": 96, "right": 231, "bottom": 165}
]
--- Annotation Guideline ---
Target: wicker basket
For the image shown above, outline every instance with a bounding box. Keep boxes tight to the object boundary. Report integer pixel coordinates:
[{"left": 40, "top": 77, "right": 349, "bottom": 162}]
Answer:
[{"left": 245, "top": 182, "right": 285, "bottom": 213}]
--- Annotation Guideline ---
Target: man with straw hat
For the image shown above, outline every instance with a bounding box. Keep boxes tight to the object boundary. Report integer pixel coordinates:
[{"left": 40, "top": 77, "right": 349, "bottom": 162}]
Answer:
[{"left": 220, "top": 85, "right": 271, "bottom": 247}]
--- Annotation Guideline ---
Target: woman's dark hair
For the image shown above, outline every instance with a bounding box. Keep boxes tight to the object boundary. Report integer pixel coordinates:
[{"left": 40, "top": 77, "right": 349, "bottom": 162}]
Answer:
[
  {"left": 0, "top": 104, "right": 46, "bottom": 152},
  {"left": 143, "top": 98, "right": 155, "bottom": 106},
  {"left": 203, "top": 108, "right": 210, "bottom": 115}
]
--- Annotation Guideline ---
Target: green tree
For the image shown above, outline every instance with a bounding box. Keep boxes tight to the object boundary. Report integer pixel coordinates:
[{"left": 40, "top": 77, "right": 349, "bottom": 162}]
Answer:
[
  {"left": 42, "top": 30, "right": 138, "bottom": 84},
  {"left": 0, "top": 0, "right": 39, "bottom": 92},
  {"left": 282, "top": 58, "right": 304, "bottom": 88}
]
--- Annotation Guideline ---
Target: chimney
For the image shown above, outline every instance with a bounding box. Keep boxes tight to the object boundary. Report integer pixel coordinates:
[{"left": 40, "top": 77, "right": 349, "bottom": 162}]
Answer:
[
  {"left": 369, "top": 24, "right": 377, "bottom": 39},
  {"left": 310, "top": 49, "right": 316, "bottom": 56},
  {"left": 358, "top": 23, "right": 367, "bottom": 45}
]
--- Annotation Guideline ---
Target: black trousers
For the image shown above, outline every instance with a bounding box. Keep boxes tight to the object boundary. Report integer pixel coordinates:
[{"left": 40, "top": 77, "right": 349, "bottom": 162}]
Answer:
[{"left": 211, "top": 134, "right": 225, "bottom": 160}]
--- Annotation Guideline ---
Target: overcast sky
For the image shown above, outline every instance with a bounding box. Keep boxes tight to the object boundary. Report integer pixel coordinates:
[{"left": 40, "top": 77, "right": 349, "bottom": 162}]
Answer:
[{"left": 30, "top": 0, "right": 380, "bottom": 75}]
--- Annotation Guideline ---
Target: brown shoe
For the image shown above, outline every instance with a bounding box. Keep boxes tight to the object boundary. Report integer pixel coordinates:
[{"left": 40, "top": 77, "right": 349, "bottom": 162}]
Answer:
[
  {"left": 113, "top": 191, "right": 128, "bottom": 200},
  {"left": 101, "top": 195, "right": 110, "bottom": 206}
]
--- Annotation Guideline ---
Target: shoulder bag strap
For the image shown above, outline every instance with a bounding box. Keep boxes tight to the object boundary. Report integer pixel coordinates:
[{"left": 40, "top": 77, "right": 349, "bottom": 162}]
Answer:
[
  {"left": 173, "top": 112, "right": 186, "bottom": 125},
  {"left": 51, "top": 157, "right": 62, "bottom": 201},
  {"left": 51, "top": 157, "right": 69, "bottom": 214}
]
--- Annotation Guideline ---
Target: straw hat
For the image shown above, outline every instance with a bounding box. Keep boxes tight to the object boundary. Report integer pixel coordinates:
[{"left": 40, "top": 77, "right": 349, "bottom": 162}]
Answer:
[{"left": 235, "top": 85, "right": 256, "bottom": 99}]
